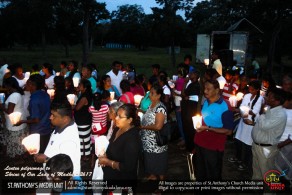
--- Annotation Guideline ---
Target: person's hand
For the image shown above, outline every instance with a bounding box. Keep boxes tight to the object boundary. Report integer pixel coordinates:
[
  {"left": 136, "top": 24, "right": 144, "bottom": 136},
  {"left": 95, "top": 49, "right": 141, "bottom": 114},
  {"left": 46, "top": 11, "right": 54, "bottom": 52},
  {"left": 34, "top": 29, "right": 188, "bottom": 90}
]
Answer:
[
  {"left": 196, "top": 125, "right": 208, "bottom": 133},
  {"left": 98, "top": 154, "right": 109, "bottom": 167},
  {"left": 14, "top": 120, "right": 23, "bottom": 126},
  {"left": 34, "top": 154, "right": 47, "bottom": 163}
]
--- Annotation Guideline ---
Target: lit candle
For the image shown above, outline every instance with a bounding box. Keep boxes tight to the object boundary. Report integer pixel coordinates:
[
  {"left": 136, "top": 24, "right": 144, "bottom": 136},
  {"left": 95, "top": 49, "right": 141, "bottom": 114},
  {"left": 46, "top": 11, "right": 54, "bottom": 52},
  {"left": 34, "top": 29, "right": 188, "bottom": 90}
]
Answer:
[
  {"left": 229, "top": 96, "right": 237, "bottom": 107},
  {"left": 204, "top": 59, "right": 209, "bottom": 66},
  {"left": 110, "top": 92, "right": 115, "bottom": 100},
  {"left": 168, "top": 81, "right": 175, "bottom": 89},
  {"left": 22, "top": 133, "right": 40, "bottom": 155},
  {"left": 24, "top": 72, "right": 30, "bottom": 79},
  {"left": 94, "top": 135, "right": 109, "bottom": 156},
  {"left": 73, "top": 77, "right": 80, "bottom": 88},
  {"left": 236, "top": 92, "right": 244, "bottom": 101},
  {"left": 134, "top": 95, "right": 144, "bottom": 106},
  {"left": 56, "top": 72, "right": 60, "bottom": 76},
  {"left": 218, "top": 80, "right": 225, "bottom": 90},
  {"left": 239, "top": 106, "right": 250, "bottom": 117},
  {"left": 67, "top": 94, "right": 76, "bottom": 105},
  {"left": 192, "top": 115, "right": 202, "bottom": 129},
  {"left": 47, "top": 89, "right": 55, "bottom": 99},
  {"left": 8, "top": 112, "right": 22, "bottom": 125}
]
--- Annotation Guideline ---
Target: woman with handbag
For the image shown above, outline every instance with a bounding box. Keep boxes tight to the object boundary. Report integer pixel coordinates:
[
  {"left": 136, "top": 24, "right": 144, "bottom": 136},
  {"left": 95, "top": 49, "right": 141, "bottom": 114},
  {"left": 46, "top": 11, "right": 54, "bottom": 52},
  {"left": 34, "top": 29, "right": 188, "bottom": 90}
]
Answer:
[{"left": 140, "top": 84, "right": 168, "bottom": 180}]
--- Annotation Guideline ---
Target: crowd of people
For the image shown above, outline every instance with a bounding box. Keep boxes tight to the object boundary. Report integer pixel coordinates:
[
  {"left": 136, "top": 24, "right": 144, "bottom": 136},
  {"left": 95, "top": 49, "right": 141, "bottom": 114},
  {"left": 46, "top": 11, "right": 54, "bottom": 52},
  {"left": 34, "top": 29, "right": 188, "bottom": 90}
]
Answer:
[{"left": 0, "top": 54, "right": 291, "bottom": 194}]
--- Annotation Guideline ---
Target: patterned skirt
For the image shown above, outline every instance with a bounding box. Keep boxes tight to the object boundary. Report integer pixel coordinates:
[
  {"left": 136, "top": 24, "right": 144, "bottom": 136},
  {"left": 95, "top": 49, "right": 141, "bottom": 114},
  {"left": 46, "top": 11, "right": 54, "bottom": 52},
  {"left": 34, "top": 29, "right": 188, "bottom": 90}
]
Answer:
[
  {"left": 0, "top": 127, "right": 28, "bottom": 158},
  {"left": 77, "top": 124, "right": 92, "bottom": 156}
]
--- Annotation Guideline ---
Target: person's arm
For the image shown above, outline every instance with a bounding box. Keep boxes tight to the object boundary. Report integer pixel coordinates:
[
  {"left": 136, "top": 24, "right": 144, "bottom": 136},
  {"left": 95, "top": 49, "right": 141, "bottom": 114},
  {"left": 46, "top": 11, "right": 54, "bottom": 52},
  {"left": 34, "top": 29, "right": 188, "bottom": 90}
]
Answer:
[
  {"left": 75, "top": 97, "right": 88, "bottom": 111},
  {"left": 141, "top": 111, "right": 165, "bottom": 131},
  {"left": 98, "top": 133, "right": 140, "bottom": 171},
  {"left": 196, "top": 109, "right": 233, "bottom": 136},
  {"left": 196, "top": 125, "right": 232, "bottom": 135},
  {"left": 278, "top": 137, "right": 292, "bottom": 149},
  {"left": 0, "top": 102, "right": 15, "bottom": 114}
]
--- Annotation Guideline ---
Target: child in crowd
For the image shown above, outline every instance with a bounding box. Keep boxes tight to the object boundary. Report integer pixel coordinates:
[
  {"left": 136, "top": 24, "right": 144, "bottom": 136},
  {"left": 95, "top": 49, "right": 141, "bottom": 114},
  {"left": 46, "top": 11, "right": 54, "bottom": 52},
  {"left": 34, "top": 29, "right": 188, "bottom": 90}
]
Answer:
[{"left": 88, "top": 91, "right": 110, "bottom": 167}]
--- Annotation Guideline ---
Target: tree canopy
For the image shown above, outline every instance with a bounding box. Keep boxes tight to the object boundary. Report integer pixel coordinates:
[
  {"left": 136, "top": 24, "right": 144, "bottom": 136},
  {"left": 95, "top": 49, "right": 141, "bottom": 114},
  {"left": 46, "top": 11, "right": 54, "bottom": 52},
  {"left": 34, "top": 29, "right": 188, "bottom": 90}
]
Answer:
[{"left": 0, "top": 0, "right": 291, "bottom": 63}]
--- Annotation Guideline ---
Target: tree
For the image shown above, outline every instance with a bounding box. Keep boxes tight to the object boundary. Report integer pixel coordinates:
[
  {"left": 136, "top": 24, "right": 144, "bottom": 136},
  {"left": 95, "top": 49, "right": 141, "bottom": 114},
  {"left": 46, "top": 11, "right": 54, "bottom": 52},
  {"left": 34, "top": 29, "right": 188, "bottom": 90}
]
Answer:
[
  {"left": 155, "top": 0, "right": 195, "bottom": 66},
  {"left": 106, "top": 4, "right": 146, "bottom": 49}
]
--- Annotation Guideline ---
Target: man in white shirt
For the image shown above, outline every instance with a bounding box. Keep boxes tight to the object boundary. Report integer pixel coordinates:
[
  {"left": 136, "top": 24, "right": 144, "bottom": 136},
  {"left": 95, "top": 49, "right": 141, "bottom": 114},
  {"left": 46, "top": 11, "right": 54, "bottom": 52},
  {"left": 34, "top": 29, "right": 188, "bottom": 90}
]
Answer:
[
  {"left": 33, "top": 102, "right": 81, "bottom": 176},
  {"left": 251, "top": 88, "right": 287, "bottom": 180},
  {"left": 107, "top": 61, "right": 123, "bottom": 94},
  {"left": 211, "top": 51, "right": 223, "bottom": 76}
]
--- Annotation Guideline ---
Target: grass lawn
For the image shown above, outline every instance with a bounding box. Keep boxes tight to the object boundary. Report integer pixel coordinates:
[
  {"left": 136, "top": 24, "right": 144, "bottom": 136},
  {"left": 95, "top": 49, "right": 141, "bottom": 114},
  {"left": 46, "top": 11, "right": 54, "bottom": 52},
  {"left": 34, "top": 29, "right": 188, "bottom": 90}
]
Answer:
[
  {"left": 0, "top": 45, "right": 291, "bottom": 83},
  {"left": 0, "top": 46, "right": 195, "bottom": 77}
]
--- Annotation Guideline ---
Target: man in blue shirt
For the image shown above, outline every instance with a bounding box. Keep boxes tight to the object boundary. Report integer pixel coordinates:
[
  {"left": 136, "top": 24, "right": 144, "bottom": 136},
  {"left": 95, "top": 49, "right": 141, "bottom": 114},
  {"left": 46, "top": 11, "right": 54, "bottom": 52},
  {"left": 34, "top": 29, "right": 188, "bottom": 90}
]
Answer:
[{"left": 18, "top": 74, "right": 51, "bottom": 153}]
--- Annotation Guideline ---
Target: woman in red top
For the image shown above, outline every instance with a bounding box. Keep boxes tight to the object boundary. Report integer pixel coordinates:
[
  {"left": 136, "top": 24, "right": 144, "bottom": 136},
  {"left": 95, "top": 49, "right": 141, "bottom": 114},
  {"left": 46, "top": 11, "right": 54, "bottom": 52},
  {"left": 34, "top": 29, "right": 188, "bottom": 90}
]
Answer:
[{"left": 119, "top": 80, "right": 135, "bottom": 104}]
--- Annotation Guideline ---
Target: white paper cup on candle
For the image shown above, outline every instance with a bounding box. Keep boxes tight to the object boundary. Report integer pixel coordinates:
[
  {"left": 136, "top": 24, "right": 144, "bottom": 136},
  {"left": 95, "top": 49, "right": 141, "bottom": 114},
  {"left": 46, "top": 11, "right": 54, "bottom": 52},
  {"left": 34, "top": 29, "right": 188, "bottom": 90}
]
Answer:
[
  {"left": 134, "top": 95, "right": 144, "bottom": 106},
  {"left": 192, "top": 115, "right": 202, "bottom": 129},
  {"left": 67, "top": 94, "right": 76, "bottom": 105},
  {"left": 168, "top": 81, "right": 175, "bottom": 89},
  {"left": 240, "top": 106, "right": 250, "bottom": 117},
  {"left": 94, "top": 135, "right": 109, "bottom": 156},
  {"left": 236, "top": 92, "right": 244, "bottom": 101},
  {"left": 8, "top": 112, "right": 22, "bottom": 125},
  {"left": 24, "top": 72, "right": 30, "bottom": 79},
  {"left": 47, "top": 89, "right": 55, "bottom": 99},
  {"left": 229, "top": 96, "right": 237, "bottom": 107},
  {"left": 22, "top": 133, "right": 40, "bottom": 155},
  {"left": 73, "top": 77, "right": 80, "bottom": 88},
  {"left": 204, "top": 59, "right": 209, "bottom": 66},
  {"left": 110, "top": 92, "right": 115, "bottom": 100}
]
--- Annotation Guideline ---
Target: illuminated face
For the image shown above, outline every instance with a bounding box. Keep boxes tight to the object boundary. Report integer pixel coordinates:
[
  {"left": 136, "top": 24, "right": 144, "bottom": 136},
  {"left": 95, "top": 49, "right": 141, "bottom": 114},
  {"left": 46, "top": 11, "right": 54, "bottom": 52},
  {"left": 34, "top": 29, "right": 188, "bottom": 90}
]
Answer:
[
  {"left": 115, "top": 108, "right": 132, "bottom": 129},
  {"left": 149, "top": 88, "right": 160, "bottom": 102},
  {"left": 204, "top": 82, "right": 219, "bottom": 99},
  {"left": 82, "top": 67, "right": 91, "bottom": 79},
  {"left": 50, "top": 110, "right": 63, "bottom": 127}
]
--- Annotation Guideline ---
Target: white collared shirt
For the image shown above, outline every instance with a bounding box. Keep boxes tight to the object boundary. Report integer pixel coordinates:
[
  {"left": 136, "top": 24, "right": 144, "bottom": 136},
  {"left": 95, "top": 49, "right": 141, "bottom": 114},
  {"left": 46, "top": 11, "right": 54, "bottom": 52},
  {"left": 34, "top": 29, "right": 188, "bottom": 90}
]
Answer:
[{"left": 107, "top": 70, "right": 123, "bottom": 94}]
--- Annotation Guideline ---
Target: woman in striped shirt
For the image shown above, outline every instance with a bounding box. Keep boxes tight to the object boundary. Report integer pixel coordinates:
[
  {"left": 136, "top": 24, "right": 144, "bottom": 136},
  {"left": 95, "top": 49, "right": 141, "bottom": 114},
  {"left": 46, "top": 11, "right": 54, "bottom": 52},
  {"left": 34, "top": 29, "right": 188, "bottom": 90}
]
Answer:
[{"left": 89, "top": 91, "right": 110, "bottom": 167}]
